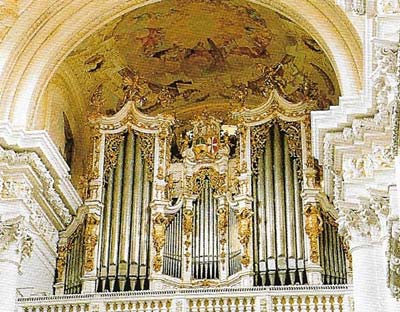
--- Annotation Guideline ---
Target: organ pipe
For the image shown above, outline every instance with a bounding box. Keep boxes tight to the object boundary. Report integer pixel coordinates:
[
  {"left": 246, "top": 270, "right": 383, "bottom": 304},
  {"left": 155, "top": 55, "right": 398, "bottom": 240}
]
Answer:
[
  {"left": 119, "top": 132, "right": 135, "bottom": 267},
  {"left": 110, "top": 140, "right": 125, "bottom": 268},
  {"left": 66, "top": 109, "right": 351, "bottom": 294},
  {"left": 264, "top": 129, "right": 276, "bottom": 282},
  {"left": 284, "top": 135, "right": 296, "bottom": 283}
]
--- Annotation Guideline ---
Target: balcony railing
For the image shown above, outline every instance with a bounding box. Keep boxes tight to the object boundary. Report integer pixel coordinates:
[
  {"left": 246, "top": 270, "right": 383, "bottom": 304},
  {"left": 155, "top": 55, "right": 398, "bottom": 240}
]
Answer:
[{"left": 17, "top": 285, "right": 353, "bottom": 312}]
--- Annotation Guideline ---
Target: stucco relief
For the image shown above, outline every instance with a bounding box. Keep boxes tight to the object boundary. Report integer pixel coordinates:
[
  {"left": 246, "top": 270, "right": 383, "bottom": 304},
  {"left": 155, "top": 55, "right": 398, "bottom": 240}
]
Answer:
[{"left": 0, "top": 146, "right": 72, "bottom": 225}]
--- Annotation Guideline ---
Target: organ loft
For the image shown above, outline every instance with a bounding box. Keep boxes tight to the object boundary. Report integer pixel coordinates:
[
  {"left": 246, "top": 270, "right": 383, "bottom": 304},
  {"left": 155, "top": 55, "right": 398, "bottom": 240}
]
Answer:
[{"left": 58, "top": 90, "right": 348, "bottom": 294}]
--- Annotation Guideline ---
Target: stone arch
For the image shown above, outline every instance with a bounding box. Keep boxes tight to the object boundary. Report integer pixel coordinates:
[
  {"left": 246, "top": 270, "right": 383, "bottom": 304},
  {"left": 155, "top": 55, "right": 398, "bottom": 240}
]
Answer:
[{"left": 0, "top": 0, "right": 362, "bottom": 130}]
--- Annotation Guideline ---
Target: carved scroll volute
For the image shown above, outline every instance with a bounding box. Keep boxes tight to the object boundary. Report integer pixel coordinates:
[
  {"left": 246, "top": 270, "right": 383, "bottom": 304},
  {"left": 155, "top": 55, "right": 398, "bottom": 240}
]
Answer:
[
  {"left": 304, "top": 203, "right": 323, "bottom": 264},
  {"left": 56, "top": 243, "right": 67, "bottom": 283},
  {"left": 236, "top": 207, "right": 253, "bottom": 267},
  {"left": 152, "top": 212, "right": 170, "bottom": 272},
  {"left": 83, "top": 214, "right": 100, "bottom": 273}
]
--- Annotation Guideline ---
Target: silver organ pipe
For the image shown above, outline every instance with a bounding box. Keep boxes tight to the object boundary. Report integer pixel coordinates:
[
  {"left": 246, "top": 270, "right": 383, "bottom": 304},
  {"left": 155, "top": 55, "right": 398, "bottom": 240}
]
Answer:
[
  {"left": 284, "top": 135, "right": 296, "bottom": 283},
  {"left": 119, "top": 132, "right": 134, "bottom": 269},
  {"left": 252, "top": 125, "right": 310, "bottom": 286},
  {"left": 189, "top": 178, "right": 219, "bottom": 280},
  {"left": 319, "top": 214, "right": 347, "bottom": 284},
  {"left": 273, "top": 124, "right": 287, "bottom": 285},
  {"left": 64, "top": 225, "right": 84, "bottom": 294},
  {"left": 264, "top": 128, "right": 276, "bottom": 284},
  {"left": 293, "top": 158, "right": 306, "bottom": 284}
]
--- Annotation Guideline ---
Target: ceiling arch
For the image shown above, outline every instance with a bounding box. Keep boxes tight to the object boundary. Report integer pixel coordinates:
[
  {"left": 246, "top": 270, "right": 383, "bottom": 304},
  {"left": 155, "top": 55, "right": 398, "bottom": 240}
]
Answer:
[
  {"left": 62, "top": 0, "right": 341, "bottom": 119},
  {"left": 0, "top": 0, "right": 362, "bottom": 129}
]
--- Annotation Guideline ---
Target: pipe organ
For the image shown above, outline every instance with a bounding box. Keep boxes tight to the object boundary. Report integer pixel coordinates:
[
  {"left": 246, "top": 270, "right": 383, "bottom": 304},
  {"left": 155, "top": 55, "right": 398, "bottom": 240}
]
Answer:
[{"left": 59, "top": 92, "right": 350, "bottom": 294}]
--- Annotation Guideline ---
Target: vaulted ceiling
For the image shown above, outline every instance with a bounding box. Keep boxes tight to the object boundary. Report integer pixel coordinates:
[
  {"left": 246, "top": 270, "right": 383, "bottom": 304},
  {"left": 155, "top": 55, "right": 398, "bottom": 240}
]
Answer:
[{"left": 61, "top": 0, "right": 340, "bottom": 120}]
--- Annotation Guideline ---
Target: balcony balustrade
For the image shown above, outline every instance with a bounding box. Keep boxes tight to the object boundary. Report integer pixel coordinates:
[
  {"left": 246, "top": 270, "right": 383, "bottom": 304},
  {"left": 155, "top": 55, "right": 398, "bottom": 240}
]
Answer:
[{"left": 17, "top": 285, "right": 353, "bottom": 312}]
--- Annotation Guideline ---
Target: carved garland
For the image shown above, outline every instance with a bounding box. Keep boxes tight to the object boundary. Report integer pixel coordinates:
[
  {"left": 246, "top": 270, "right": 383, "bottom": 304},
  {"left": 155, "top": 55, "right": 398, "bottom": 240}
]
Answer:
[
  {"left": 304, "top": 203, "right": 323, "bottom": 263},
  {"left": 236, "top": 207, "right": 253, "bottom": 267},
  {"left": 183, "top": 208, "right": 193, "bottom": 270},
  {"left": 56, "top": 244, "right": 67, "bottom": 283},
  {"left": 83, "top": 214, "right": 99, "bottom": 273},
  {"left": 217, "top": 206, "right": 228, "bottom": 267},
  {"left": 152, "top": 212, "right": 170, "bottom": 272}
]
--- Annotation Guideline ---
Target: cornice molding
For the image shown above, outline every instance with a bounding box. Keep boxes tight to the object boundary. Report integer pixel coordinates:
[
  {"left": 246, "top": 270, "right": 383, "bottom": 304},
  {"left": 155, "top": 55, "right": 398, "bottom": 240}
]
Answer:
[{"left": 0, "top": 121, "right": 82, "bottom": 212}]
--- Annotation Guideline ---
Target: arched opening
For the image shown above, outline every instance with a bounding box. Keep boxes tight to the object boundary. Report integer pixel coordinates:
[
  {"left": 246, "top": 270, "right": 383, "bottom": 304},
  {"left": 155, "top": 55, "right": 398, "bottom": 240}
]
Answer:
[{"left": 48, "top": 0, "right": 351, "bottom": 294}]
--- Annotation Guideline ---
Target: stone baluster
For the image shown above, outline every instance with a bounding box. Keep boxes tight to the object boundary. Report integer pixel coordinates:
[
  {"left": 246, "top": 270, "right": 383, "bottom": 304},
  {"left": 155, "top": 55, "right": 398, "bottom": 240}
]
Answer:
[
  {"left": 332, "top": 296, "right": 341, "bottom": 312},
  {"left": 316, "top": 296, "right": 324, "bottom": 312},
  {"left": 292, "top": 297, "right": 300, "bottom": 312},
  {"left": 221, "top": 298, "right": 229, "bottom": 312}
]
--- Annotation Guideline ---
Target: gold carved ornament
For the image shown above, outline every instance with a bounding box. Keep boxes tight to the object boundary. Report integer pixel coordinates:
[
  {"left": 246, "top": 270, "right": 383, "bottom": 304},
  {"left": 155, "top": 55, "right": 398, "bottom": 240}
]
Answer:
[
  {"left": 217, "top": 206, "right": 228, "bottom": 266},
  {"left": 137, "top": 132, "right": 155, "bottom": 180},
  {"left": 236, "top": 207, "right": 253, "bottom": 267},
  {"left": 183, "top": 209, "right": 193, "bottom": 270},
  {"left": 186, "top": 168, "right": 227, "bottom": 196},
  {"left": 103, "top": 133, "right": 125, "bottom": 182},
  {"left": 56, "top": 244, "right": 67, "bottom": 283},
  {"left": 83, "top": 214, "right": 99, "bottom": 272},
  {"left": 152, "top": 212, "right": 170, "bottom": 272},
  {"left": 304, "top": 203, "right": 323, "bottom": 264}
]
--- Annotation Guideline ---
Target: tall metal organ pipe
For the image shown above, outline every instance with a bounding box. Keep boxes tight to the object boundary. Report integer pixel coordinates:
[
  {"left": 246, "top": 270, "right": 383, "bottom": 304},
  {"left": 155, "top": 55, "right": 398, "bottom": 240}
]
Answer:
[
  {"left": 97, "top": 132, "right": 152, "bottom": 292},
  {"left": 253, "top": 126, "right": 305, "bottom": 286}
]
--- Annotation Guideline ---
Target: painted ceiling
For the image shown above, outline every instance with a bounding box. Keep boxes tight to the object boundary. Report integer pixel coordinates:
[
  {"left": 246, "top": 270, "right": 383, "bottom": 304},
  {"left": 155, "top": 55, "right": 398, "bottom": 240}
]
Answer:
[{"left": 64, "top": 0, "right": 340, "bottom": 119}]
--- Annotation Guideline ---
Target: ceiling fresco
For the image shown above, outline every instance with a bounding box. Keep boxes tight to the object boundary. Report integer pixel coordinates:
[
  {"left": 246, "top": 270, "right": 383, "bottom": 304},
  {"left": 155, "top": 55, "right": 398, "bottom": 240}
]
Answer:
[{"left": 64, "top": 0, "right": 340, "bottom": 119}]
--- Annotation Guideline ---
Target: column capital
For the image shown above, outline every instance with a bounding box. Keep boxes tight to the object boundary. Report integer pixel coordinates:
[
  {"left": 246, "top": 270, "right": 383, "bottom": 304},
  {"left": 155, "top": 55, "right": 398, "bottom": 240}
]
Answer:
[
  {"left": 0, "top": 215, "right": 33, "bottom": 270},
  {"left": 336, "top": 190, "right": 390, "bottom": 247}
]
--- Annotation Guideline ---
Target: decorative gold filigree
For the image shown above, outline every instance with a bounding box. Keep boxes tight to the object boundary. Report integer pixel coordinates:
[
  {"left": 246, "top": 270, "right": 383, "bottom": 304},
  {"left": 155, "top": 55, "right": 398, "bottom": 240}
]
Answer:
[
  {"left": 103, "top": 133, "right": 124, "bottom": 181},
  {"left": 250, "top": 121, "right": 273, "bottom": 173},
  {"left": 304, "top": 203, "right": 323, "bottom": 264},
  {"left": 152, "top": 212, "right": 170, "bottom": 272},
  {"left": 56, "top": 244, "right": 67, "bottom": 283},
  {"left": 137, "top": 132, "right": 155, "bottom": 179},
  {"left": 277, "top": 119, "right": 302, "bottom": 159},
  {"left": 236, "top": 207, "right": 253, "bottom": 267},
  {"left": 83, "top": 214, "right": 99, "bottom": 272}
]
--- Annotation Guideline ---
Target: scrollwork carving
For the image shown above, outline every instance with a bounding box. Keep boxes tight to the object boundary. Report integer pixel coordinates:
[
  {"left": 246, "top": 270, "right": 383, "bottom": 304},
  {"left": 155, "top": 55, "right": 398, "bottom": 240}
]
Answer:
[{"left": 103, "top": 133, "right": 124, "bottom": 181}]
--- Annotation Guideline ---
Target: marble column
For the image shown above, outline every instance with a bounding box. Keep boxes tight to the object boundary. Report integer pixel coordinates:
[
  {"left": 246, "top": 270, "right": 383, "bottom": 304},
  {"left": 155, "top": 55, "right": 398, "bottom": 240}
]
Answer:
[{"left": 337, "top": 194, "right": 400, "bottom": 312}]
